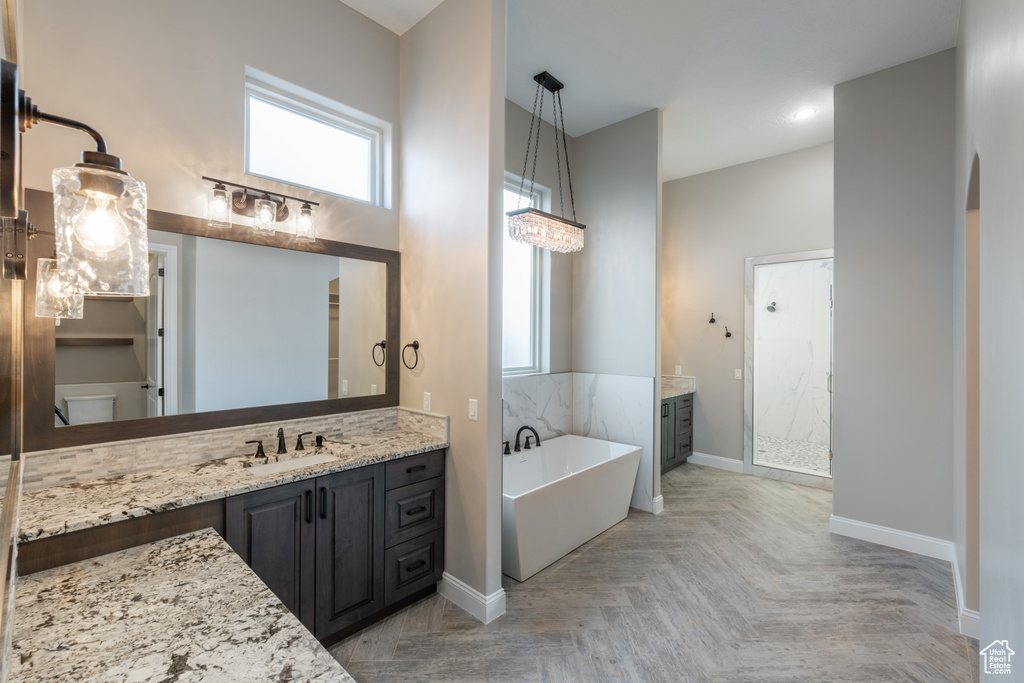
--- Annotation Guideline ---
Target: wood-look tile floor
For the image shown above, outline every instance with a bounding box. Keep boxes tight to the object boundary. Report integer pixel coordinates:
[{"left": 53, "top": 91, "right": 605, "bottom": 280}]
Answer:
[{"left": 330, "top": 464, "right": 979, "bottom": 682}]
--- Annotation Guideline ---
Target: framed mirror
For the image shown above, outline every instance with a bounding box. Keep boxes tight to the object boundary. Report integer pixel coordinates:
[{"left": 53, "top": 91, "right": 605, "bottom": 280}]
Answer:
[{"left": 14, "top": 189, "right": 400, "bottom": 451}]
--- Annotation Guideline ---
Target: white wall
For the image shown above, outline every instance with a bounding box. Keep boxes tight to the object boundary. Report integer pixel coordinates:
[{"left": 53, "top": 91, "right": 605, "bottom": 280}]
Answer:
[
  {"left": 400, "top": 0, "right": 506, "bottom": 611},
  {"left": 193, "top": 239, "right": 335, "bottom": 411},
  {"left": 956, "top": 0, "right": 1024, "bottom": 655},
  {"left": 21, "top": 0, "right": 400, "bottom": 250},
  {"left": 505, "top": 100, "right": 573, "bottom": 372},
  {"left": 832, "top": 51, "right": 955, "bottom": 542},
  {"left": 662, "top": 144, "right": 833, "bottom": 461},
  {"left": 572, "top": 109, "right": 662, "bottom": 508}
]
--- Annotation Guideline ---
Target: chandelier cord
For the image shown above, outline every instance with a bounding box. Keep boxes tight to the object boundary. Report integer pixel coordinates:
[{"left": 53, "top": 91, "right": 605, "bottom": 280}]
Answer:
[
  {"left": 556, "top": 90, "right": 577, "bottom": 223},
  {"left": 552, "top": 91, "right": 564, "bottom": 218},
  {"left": 517, "top": 82, "right": 543, "bottom": 210}
]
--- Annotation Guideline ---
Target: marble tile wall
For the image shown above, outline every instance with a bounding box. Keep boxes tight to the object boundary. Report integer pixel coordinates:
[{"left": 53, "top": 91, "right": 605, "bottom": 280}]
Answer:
[
  {"left": 573, "top": 373, "right": 656, "bottom": 512},
  {"left": 2, "top": 407, "right": 448, "bottom": 493},
  {"left": 501, "top": 373, "right": 574, "bottom": 445},
  {"left": 753, "top": 259, "right": 832, "bottom": 447}
]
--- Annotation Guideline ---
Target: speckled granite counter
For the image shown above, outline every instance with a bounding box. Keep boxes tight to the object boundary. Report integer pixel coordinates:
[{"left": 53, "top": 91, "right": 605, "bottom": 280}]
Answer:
[
  {"left": 661, "top": 375, "right": 696, "bottom": 399},
  {"left": 10, "top": 529, "right": 353, "bottom": 682},
  {"left": 19, "top": 429, "right": 448, "bottom": 543}
]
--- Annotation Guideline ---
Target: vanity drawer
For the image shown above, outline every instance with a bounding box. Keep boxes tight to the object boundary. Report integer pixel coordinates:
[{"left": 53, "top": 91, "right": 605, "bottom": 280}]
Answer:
[
  {"left": 677, "top": 428, "right": 693, "bottom": 458},
  {"left": 385, "top": 529, "right": 443, "bottom": 605},
  {"left": 677, "top": 393, "right": 693, "bottom": 409},
  {"left": 386, "top": 449, "right": 445, "bottom": 490},
  {"left": 386, "top": 476, "right": 444, "bottom": 547},
  {"left": 676, "top": 406, "right": 693, "bottom": 432}
]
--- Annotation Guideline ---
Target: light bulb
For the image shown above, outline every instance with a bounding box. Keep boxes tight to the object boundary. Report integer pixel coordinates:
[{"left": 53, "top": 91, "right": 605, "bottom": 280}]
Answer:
[
  {"left": 45, "top": 271, "right": 63, "bottom": 299},
  {"left": 294, "top": 203, "right": 315, "bottom": 242},
  {"left": 253, "top": 195, "right": 277, "bottom": 233},
  {"left": 72, "top": 192, "right": 130, "bottom": 254},
  {"left": 208, "top": 184, "right": 232, "bottom": 228}
]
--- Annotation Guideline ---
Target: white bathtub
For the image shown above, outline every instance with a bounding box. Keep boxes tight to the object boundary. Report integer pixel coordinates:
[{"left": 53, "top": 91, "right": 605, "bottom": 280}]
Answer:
[{"left": 501, "top": 434, "right": 642, "bottom": 581}]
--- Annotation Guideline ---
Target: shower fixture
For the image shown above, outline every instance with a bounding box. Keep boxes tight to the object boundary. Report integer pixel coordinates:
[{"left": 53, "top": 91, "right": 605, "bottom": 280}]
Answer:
[
  {"left": 767, "top": 302, "right": 777, "bottom": 312},
  {"left": 709, "top": 312, "right": 716, "bottom": 324},
  {"left": 725, "top": 326, "right": 732, "bottom": 338}
]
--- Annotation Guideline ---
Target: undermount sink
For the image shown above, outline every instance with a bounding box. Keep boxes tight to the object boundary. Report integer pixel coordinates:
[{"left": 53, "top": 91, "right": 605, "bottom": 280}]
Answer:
[{"left": 244, "top": 453, "right": 339, "bottom": 476}]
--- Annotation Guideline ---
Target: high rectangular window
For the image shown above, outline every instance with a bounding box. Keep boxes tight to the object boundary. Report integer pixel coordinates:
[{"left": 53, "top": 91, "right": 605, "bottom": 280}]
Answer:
[{"left": 245, "top": 76, "right": 385, "bottom": 206}]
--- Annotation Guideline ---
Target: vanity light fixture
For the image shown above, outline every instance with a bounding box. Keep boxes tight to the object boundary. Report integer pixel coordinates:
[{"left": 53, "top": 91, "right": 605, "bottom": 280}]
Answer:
[
  {"left": 507, "top": 71, "right": 585, "bottom": 253},
  {"left": 35, "top": 258, "right": 83, "bottom": 319},
  {"left": 201, "top": 176, "right": 319, "bottom": 241}
]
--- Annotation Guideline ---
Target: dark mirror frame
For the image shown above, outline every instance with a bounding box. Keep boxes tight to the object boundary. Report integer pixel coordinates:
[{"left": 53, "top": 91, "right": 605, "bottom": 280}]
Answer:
[{"left": 10, "top": 188, "right": 400, "bottom": 452}]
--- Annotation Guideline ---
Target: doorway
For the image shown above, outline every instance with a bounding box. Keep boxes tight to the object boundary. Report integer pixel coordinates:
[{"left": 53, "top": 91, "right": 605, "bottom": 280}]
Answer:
[{"left": 743, "top": 249, "right": 834, "bottom": 489}]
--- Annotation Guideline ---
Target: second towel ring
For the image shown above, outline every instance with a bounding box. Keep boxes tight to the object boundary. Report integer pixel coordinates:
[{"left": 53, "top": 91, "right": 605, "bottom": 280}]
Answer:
[
  {"left": 372, "top": 340, "right": 386, "bottom": 367},
  {"left": 402, "top": 340, "right": 420, "bottom": 370}
]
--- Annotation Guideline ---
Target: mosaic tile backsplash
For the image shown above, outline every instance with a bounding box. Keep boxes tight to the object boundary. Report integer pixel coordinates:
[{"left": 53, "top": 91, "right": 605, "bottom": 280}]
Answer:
[{"left": 0, "top": 407, "right": 447, "bottom": 493}]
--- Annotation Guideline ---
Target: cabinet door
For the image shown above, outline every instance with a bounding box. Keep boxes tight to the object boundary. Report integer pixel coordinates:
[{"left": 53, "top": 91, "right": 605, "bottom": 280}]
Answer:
[
  {"left": 314, "top": 464, "right": 386, "bottom": 639},
  {"left": 225, "top": 480, "right": 315, "bottom": 630},
  {"left": 661, "top": 399, "right": 676, "bottom": 470}
]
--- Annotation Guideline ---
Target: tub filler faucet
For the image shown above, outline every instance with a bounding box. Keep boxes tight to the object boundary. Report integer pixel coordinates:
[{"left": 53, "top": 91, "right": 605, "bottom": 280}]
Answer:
[{"left": 514, "top": 426, "right": 541, "bottom": 452}]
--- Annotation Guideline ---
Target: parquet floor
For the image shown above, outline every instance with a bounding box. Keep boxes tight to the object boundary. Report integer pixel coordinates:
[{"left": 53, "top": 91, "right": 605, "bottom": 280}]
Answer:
[{"left": 330, "top": 464, "right": 979, "bottom": 682}]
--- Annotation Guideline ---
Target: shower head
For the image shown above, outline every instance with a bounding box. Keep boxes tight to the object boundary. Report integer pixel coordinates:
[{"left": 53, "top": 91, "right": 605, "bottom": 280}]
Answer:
[{"left": 766, "top": 302, "right": 777, "bottom": 313}]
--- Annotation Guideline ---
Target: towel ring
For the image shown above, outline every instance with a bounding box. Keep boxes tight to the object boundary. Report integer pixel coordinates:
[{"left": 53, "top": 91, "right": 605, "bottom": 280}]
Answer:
[
  {"left": 372, "top": 340, "right": 386, "bottom": 367},
  {"left": 402, "top": 340, "right": 420, "bottom": 370}
]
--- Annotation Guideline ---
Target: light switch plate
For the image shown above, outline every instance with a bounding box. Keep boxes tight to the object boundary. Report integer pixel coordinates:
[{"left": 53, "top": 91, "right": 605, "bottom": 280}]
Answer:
[
  {"left": 469, "top": 398, "right": 478, "bottom": 421},
  {"left": 370, "top": 384, "right": 377, "bottom": 395},
  {"left": 424, "top": 392, "right": 431, "bottom": 412},
  {"left": 675, "top": 365, "right": 682, "bottom": 376},
  {"left": 734, "top": 369, "right": 743, "bottom": 380},
  {"left": 341, "top": 379, "right": 348, "bottom": 396}
]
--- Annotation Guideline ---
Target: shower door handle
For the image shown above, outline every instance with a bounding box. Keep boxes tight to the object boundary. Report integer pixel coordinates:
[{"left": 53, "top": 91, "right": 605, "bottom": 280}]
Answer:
[{"left": 828, "top": 374, "right": 833, "bottom": 394}]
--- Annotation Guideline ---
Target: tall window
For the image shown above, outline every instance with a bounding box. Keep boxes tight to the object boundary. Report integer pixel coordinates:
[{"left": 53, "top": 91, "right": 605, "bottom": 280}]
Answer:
[
  {"left": 245, "top": 74, "right": 386, "bottom": 206},
  {"left": 503, "top": 182, "right": 542, "bottom": 374}
]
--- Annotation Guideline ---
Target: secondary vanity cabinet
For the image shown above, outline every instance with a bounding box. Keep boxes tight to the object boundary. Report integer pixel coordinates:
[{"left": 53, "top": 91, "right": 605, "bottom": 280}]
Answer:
[
  {"left": 225, "top": 449, "right": 445, "bottom": 643},
  {"left": 661, "top": 393, "right": 693, "bottom": 474}
]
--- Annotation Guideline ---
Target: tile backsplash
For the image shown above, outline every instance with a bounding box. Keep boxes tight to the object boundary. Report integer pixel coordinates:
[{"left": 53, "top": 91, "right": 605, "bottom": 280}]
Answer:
[{"left": 2, "top": 407, "right": 447, "bottom": 493}]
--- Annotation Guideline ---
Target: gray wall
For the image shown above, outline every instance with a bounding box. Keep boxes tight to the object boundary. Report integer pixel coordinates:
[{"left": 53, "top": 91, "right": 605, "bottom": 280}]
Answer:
[
  {"left": 832, "top": 51, "right": 955, "bottom": 542},
  {"left": 572, "top": 109, "right": 662, "bottom": 506},
  {"left": 504, "top": 99, "right": 574, "bottom": 373},
  {"left": 662, "top": 144, "right": 834, "bottom": 461},
  {"left": 22, "top": 0, "right": 400, "bottom": 250},
  {"left": 400, "top": 0, "right": 506, "bottom": 602},
  {"left": 957, "top": 0, "right": 1024, "bottom": 655}
]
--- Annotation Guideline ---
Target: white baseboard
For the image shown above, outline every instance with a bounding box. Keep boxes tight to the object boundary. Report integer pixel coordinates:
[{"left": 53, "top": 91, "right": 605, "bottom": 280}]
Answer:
[
  {"left": 438, "top": 572, "right": 506, "bottom": 624},
  {"left": 652, "top": 495, "right": 664, "bottom": 514},
  {"left": 951, "top": 551, "right": 981, "bottom": 638},
  {"left": 829, "top": 515, "right": 953, "bottom": 561},
  {"left": 688, "top": 452, "right": 745, "bottom": 473}
]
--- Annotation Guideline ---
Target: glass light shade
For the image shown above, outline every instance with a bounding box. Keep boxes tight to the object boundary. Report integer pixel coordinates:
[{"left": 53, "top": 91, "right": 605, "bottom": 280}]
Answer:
[
  {"left": 253, "top": 196, "right": 277, "bottom": 234},
  {"left": 53, "top": 166, "right": 150, "bottom": 297},
  {"left": 507, "top": 208, "right": 585, "bottom": 253},
  {"left": 294, "top": 203, "right": 316, "bottom": 242},
  {"left": 35, "top": 258, "right": 84, "bottom": 319},
  {"left": 208, "top": 184, "right": 232, "bottom": 228}
]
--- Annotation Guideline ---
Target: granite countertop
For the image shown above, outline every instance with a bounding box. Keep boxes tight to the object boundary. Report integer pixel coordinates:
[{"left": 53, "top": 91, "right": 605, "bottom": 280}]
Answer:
[
  {"left": 10, "top": 529, "right": 353, "bottom": 682},
  {"left": 19, "top": 429, "right": 448, "bottom": 543},
  {"left": 661, "top": 375, "right": 696, "bottom": 399}
]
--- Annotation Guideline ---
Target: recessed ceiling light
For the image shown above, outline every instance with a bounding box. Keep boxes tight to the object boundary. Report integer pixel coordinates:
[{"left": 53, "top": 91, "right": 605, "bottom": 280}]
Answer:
[{"left": 793, "top": 108, "right": 817, "bottom": 121}]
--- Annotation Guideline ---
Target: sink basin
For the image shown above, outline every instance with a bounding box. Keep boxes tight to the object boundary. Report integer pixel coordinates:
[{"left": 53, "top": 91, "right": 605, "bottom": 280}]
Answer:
[{"left": 245, "top": 453, "right": 338, "bottom": 476}]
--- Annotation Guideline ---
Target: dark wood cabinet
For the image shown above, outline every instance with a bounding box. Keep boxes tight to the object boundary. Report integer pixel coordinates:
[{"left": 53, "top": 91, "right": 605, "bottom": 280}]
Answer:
[
  {"left": 226, "top": 449, "right": 445, "bottom": 643},
  {"left": 661, "top": 394, "right": 693, "bottom": 474}
]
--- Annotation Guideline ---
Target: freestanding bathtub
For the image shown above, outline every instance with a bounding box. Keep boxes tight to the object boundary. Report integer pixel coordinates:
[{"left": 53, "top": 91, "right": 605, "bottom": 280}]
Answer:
[{"left": 502, "top": 434, "right": 642, "bottom": 581}]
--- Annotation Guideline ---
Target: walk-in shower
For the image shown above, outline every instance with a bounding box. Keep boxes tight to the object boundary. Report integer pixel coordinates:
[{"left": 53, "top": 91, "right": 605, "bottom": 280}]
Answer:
[{"left": 743, "top": 250, "right": 834, "bottom": 487}]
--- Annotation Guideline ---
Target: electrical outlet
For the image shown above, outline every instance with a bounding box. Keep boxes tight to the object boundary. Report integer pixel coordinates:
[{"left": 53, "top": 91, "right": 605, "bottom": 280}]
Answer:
[
  {"left": 424, "top": 392, "right": 431, "bottom": 412},
  {"left": 734, "top": 369, "right": 743, "bottom": 380},
  {"left": 675, "top": 365, "right": 682, "bottom": 376},
  {"left": 370, "top": 384, "right": 377, "bottom": 395},
  {"left": 341, "top": 379, "right": 348, "bottom": 396},
  {"left": 469, "top": 398, "right": 478, "bottom": 421}
]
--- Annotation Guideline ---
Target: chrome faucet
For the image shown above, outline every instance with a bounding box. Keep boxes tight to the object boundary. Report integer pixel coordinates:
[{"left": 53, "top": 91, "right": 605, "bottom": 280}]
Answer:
[
  {"left": 276, "top": 428, "right": 287, "bottom": 454},
  {"left": 514, "top": 426, "right": 541, "bottom": 452}
]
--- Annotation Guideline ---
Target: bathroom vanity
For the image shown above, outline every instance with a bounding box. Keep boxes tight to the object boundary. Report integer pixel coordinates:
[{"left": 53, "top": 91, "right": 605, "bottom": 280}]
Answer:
[{"left": 661, "top": 377, "right": 696, "bottom": 474}]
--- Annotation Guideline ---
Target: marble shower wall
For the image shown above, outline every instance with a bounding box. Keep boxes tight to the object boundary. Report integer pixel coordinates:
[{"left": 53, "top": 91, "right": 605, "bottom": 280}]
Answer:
[
  {"left": 501, "top": 373, "right": 574, "bottom": 445},
  {"left": 502, "top": 372, "right": 655, "bottom": 512},
  {"left": 754, "top": 259, "right": 832, "bottom": 446}
]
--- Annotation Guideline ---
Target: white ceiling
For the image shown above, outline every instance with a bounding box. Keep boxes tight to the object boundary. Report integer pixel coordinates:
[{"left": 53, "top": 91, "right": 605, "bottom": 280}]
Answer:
[
  {"left": 340, "top": 0, "right": 443, "bottom": 35},
  {"left": 345, "top": 0, "right": 961, "bottom": 180}
]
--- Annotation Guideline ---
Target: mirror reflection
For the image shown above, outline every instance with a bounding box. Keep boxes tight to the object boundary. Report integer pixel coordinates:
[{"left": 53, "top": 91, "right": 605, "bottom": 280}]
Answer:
[{"left": 54, "top": 230, "right": 387, "bottom": 425}]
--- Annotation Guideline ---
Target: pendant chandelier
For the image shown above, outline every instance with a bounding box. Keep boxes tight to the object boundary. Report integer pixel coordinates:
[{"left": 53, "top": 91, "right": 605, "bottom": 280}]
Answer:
[{"left": 507, "top": 71, "right": 585, "bottom": 254}]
